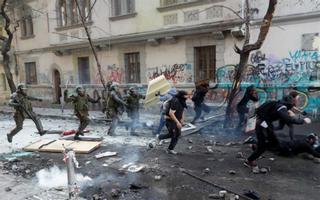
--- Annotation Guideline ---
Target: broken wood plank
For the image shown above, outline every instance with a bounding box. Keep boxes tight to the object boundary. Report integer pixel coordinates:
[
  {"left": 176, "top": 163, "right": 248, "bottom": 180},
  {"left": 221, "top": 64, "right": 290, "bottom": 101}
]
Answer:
[{"left": 23, "top": 140, "right": 102, "bottom": 154}]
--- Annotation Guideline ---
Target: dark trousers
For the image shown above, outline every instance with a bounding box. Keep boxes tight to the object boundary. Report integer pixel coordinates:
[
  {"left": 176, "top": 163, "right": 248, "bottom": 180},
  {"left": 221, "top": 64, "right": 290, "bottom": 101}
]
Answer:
[
  {"left": 129, "top": 112, "right": 139, "bottom": 134},
  {"left": 192, "top": 103, "right": 210, "bottom": 122},
  {"left": 159, "top": 120, "right": 181, "bottom": 150},
  {"left": 9, "top": 111, "right": 44, "bottom": 137},
  {"left": 247, "top": 120, "right": 279, "bottom": 162},
  {"left": 237, "top": 112, "right": 247, "bottom": 130},
  {"left": 108, "top": 115, "right": 119, "bottom": 136}
]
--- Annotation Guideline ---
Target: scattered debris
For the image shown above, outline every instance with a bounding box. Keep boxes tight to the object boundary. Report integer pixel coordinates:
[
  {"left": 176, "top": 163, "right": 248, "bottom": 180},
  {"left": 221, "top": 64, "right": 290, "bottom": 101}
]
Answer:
[
  {"left": 129, "top": 183, "right": 147, "bottom": 190},
  {"left": 252, "top": 166, "right": 260, "bottom": 174},
  {"left": 229, "top": 170, "right": 236, "bottom": 175},
  {"left": 188, "top": 139, "right": 193, "bottom": 144},
  {"left": 154, "top": 175, "right": 162, "bottom": 181},
  {"left": 204, "top": 168, "right": 210, "bottom": 174},
  {"left": 206, "top": 146, "right": 214, "bottom": 153},
  {"left": 269, "top": 158, "right": 275, "bottom": 161},
  {"left": 236, "top": 152, "right": 244, "bottom": 159},
  {"left": 259, "top": 168, "right": 268, "bottom": 174},
  {"left": 188, "top": 146, "right": 193, "bottom": 150},
  {"left": 95, "top": 151, "right": 117, "bottom": 159},
  {"left": 219, "top": 190, "right": 227, "bottom": 197},
  {"left": 5, "top": 187, "right": 12, "bottom": 192},
  {"left": 111, "top": 188, "right": 121, "bottom": 197},
  {"left": 208, "top": 193, "right": 221, "bottom": 199},
  {"left": 243, "top": 190, "right": 260, "bottom": 200},
  {"left": 128, "top": 164, "right": 146, "bottom": 173},
  {"left": 121, "top": 163, "right": 146, "bottom": 173}
]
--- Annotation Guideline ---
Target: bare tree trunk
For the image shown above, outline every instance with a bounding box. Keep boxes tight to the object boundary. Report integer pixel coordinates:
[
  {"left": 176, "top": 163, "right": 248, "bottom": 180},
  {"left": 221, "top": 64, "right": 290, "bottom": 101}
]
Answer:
[
  {"left": 74, "top": 0, "right": 107, "bottom": 90},
  {"left": 224, "top": 0, "right": 277, "bottom": 128},
  {"left": 0, "top": 0, "right": 16, "bottom": 93}
]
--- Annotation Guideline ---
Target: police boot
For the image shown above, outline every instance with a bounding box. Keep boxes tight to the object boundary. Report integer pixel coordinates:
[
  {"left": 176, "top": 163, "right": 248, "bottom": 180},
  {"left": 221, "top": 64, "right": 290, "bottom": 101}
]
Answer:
[
  {"left": 7, "top": 134, "right": 13, "bottom": 143},
  {"left": 74, "top": 133, "right": 81, "bottom": 140}
]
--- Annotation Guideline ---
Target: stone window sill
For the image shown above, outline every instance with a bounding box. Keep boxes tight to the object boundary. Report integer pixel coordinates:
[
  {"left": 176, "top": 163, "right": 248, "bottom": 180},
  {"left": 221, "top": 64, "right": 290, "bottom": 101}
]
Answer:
[
  {"left": 55, "top": 21, "right": 93, "bottom": 31},
  {"left": 158, "top": 0, "right": 224, "bottom": 12},
  {"left": 20, "top": 35, "right": 35, "bottom": 40},
  {"left": 109, "top": 12, "right": 137, "bottom": 21}
]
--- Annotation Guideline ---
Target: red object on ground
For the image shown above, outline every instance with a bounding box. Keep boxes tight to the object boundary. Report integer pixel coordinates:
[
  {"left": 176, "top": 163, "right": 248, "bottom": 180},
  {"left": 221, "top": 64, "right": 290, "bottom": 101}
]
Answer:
[
  {"left": 62, "top": 129, "right": 77, "bottom": 136},
  {"left": 62, "top": 129, "right": 90, "bottom": 136}
]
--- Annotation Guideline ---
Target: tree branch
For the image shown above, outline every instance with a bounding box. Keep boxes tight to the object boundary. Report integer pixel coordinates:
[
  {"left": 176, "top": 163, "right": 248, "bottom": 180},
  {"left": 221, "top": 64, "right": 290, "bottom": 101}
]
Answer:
[
  {"left": 243, "top": 0, "right": 277, "bottom": 52},
  {"left": 74, "top": 0, "right": 107, "bottom": 90}
]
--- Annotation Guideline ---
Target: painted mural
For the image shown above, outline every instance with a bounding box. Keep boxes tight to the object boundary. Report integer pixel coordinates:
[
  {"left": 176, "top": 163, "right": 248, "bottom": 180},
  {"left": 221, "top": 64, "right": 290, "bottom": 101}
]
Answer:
[
  {"left": 147, "top": 64, "right": 193, "bottom": 84},
  {"left": 215, "top": 50, "right": 320, "bottom": 113}
]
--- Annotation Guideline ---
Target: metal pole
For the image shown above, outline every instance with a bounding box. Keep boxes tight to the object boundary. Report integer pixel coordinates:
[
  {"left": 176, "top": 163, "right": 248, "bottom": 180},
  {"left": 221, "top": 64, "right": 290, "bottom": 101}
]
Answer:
[{"left": 64, "top": 148, "right": 79, "bottom": 200}]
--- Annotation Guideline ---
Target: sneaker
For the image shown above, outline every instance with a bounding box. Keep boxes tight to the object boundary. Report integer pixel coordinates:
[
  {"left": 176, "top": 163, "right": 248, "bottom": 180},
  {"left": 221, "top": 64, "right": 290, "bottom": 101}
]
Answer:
[
  {"left": 167, "top": 149, "right": 178, "bottom": 155},
  {"left": 244, "top": 160, "right": 257, "bottom": 168},
  {"left": 7, "top": 134, "right": 12, "bottom": 143},
  {"left": 243, "top": 136, "right": 255, "bottom": 144},
  {"left": 155, "top": 135, "right": 164, "bottom": 146}
]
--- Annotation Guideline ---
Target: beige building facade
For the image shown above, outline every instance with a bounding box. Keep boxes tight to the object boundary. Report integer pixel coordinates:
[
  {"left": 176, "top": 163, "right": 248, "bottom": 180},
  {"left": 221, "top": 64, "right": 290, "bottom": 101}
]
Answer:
[{"left": 6, "top": 0, "right": 320, "bottom": 111}]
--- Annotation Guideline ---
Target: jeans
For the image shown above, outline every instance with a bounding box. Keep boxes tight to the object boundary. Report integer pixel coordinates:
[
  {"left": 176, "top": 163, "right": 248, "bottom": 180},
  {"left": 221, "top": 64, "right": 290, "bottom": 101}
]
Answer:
[{"left": 155, "top": 114, "right": 166, "bottom": 135}]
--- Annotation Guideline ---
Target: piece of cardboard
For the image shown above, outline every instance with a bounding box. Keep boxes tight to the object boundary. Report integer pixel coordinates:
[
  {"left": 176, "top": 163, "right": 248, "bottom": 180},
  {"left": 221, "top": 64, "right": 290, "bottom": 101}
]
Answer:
[
  {"left": 23, "top": 139, "right": 102, "bottom": 154},
  {"left": 144, "top": 75, "right": 171, "bottom": 107}
]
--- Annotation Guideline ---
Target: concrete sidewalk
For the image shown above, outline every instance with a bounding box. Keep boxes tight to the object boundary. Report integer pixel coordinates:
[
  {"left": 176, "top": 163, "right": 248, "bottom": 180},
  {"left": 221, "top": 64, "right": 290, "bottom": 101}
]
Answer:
[{"left": 0, "top": 105, "right": 159, "bottom": 122}]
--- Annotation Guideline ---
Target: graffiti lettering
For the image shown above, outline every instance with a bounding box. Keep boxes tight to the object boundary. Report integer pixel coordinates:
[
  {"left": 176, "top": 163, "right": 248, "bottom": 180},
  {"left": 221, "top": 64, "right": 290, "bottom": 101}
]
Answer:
[{"left": 147, "top": 64, "right": 193, "bottom": 84}]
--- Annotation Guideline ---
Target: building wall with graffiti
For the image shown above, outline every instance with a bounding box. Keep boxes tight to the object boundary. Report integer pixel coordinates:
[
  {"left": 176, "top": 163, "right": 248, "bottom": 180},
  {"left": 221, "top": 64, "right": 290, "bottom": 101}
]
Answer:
[
  {"left": 147, "top": 64, "right": 194, "bottom": 84},
  {"left": 215, "top": 50, "right": 320, "bottom": 113}
]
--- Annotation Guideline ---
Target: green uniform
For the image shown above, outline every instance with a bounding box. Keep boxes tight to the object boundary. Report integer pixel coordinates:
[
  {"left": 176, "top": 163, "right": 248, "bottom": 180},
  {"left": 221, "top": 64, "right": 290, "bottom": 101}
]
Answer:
[
  {"left": 8, "top": 91, "right": 44, "bottom": 143},
  {"left": 126, "top": 93, "right": 144, "bottom": 135},
  {"left": 106, "top": 90, "right": 126, "bottom": 135},
  {"left": 64, "top": 90, "right": 100, "bottom": 138}
]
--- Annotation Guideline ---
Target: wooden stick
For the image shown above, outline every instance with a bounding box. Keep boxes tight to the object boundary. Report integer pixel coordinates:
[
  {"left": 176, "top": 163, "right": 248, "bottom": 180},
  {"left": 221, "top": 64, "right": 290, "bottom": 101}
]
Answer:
[{"left": 181, "top": 169, "right": 253, "bottom": 200}]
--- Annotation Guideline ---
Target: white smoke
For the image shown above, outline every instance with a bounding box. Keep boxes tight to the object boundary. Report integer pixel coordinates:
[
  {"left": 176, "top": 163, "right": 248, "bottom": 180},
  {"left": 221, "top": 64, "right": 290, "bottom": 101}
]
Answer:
[{"left": 36, "top": 166, "right": 92, "bottom": 189}]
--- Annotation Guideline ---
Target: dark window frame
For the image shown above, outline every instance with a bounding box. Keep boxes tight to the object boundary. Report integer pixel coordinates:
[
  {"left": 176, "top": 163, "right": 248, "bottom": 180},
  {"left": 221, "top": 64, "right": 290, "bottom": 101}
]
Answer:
[
  {"left": 78, "top": 57, "right": 91, "bottom": 84},
  {"left": 124, "top": 52, "right": 141, "bottom": 83},
  {"left": 25, "top": 62, "right": 38, "bottom": 85},
  {"left": 194, "top": 45, "right": 216, "bottom": 82}
]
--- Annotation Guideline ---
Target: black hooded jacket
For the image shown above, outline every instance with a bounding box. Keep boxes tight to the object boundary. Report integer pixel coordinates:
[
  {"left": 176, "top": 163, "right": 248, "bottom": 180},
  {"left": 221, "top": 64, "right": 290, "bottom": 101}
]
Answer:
[{"left": 256, "top": 99, "right": 304, "bottom": 126}]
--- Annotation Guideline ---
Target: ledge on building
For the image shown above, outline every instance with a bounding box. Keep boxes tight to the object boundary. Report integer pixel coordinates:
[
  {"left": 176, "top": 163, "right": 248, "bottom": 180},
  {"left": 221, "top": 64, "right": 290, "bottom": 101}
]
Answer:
[
  {"left": 55, "top": 21, "right": 93, "bottom": 31},
  {"left": 20, "top": 35, "right": 35, "bottom": 40},
  {"left": 157, "top": 0, "right": 225, "bottom": 12},
  {"left": 109, "top": 12, "right": 137, "bottom": 21}
]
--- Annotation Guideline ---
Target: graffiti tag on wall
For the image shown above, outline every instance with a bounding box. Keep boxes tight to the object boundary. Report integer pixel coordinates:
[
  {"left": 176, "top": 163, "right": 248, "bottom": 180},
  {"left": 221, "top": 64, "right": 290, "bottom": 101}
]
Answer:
[
  {"left": 217, "top": 50, "right": 320, "bottom": 86},
  {"left": 215, "top": 50, "right": 320, "bottom": 113},
  {"left": 94, "top": 64, "right": 124, "bottom": 84},
  {"left": 147, "top": 64, "right": 193, "bottom": 84}
]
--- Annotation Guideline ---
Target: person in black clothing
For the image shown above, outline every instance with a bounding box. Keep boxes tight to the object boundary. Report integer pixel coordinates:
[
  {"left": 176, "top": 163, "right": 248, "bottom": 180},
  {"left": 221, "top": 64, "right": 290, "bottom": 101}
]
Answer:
[
  {"left": 191, "top": 83, "right": 210, "bottom": 123},
  {"left": 245, "top": 95, "right": 312, "bottom": 167},
  {"left": 157, "top": 90, "right": 189, "bottom": 154},
  {"left": 236, "top": 85, "right": 259, "bottom": 131},
  {"left": 276, "top": 134, "right": 320, "bottom": 158},
  {"left": 274, "top": 91, "right": 308, "bottom": 141}
]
